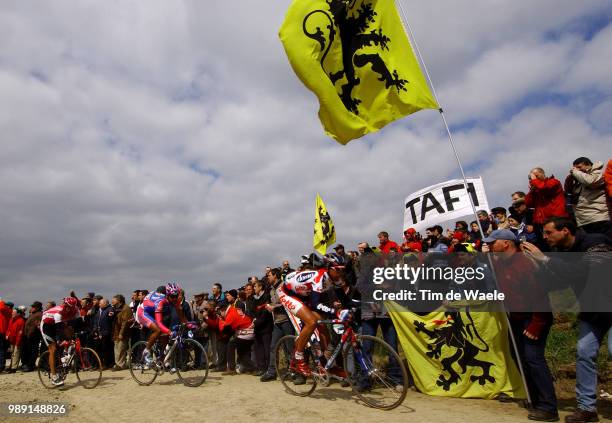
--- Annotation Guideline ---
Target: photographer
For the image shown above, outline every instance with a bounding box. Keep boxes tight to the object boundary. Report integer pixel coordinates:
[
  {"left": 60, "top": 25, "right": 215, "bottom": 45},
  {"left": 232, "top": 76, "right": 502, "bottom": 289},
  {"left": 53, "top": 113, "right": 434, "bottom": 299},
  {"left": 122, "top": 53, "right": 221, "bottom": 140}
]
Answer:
[{"left": 190, "top": 292, "right": 210, "bottom": 367}]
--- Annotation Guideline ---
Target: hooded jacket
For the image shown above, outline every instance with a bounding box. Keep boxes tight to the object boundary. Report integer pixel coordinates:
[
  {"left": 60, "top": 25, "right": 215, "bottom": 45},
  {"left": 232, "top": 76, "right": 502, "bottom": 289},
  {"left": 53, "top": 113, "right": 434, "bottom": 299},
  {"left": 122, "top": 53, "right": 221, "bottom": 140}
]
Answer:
[{"left": 566, "top": 161, "right": 610, "bottom": 226}]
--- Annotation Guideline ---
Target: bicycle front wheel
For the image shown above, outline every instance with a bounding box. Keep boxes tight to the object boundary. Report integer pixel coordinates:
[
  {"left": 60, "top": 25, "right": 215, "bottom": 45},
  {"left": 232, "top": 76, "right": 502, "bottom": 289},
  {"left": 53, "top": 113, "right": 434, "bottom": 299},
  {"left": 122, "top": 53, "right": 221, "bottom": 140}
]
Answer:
[
  {"left": 343, "top": 335, "right": 408, "bottom": 410},
  {"left": 275, "top": 335, "right": 317, "bottom": 397},
  {"left": 174, "top": 339, "right": 209, "bottom": 387},
  {"left": 128, "top": 341, "right": 158, "bottom": 386},
  {"left": 74, "top": 347, "right": 102, "bottom": 389}
]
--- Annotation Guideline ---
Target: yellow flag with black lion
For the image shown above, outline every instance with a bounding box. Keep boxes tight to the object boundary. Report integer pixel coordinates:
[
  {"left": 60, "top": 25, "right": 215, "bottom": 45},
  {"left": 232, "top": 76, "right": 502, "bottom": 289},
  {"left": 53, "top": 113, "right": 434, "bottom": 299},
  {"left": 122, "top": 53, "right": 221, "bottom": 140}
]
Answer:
[
  {"left": 279, "top": 0, "right": 439, "bottom": 144},
  {"left": 387, "top": 301, "right": 527, "bottom": 399}
]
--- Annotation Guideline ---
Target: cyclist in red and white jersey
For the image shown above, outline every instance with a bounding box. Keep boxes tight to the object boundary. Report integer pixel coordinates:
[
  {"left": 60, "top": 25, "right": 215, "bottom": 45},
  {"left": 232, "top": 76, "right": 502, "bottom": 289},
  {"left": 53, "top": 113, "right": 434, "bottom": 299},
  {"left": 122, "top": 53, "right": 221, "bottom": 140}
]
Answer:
[
  {"left": 278, "top": 253, "right": 345, "bottom": 377},
  {"left": 40, "top": 295, "right": 80, "bottom": 386}
]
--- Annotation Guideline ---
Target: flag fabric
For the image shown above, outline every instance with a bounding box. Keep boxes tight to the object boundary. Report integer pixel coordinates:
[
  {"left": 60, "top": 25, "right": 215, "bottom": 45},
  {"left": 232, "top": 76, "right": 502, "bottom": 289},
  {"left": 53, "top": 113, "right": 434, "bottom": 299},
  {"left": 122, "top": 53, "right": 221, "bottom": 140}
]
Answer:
[
  {"left": 386, "top": 301, "right": 527, "bottom": 399},
  {"left": 313, "top": 193, "right": 336, "bottom": 255},
  {"left": 279, "top": 0, "right": 439, "bottom": 144}
]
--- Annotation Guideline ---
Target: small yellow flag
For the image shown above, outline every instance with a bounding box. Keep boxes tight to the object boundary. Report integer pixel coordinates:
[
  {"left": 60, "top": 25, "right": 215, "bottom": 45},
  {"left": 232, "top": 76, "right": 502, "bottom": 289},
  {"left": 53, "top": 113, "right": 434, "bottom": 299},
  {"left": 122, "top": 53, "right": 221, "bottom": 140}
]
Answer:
[
  {"left": 279, "top": 0, "right": 439, "bottom": 144},
  {"left": 386, "top": 301, "right": 527, "bottom": 399},
  {"left": 313, "top": 193, "right": 336, "bottom": 255}
]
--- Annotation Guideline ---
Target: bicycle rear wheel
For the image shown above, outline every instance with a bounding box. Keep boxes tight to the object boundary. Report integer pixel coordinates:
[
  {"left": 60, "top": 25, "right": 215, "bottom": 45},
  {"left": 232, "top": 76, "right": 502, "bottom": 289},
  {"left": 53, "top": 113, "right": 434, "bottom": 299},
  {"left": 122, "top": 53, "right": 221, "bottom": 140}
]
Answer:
[
  {"left": 174, "top": 339, "right": 209, "bottom": 387},
  {"left": 74, "top": 347, "right": 102, "bottom": 389},
  {"left": 275, "top": 335, "right": 317, "bottom": 397},
  {"left": 343, "top": 335, "right": 408, "bottom": 410},
  {"left": 127, "top": 341, "right": 158, "bottom": 386}
]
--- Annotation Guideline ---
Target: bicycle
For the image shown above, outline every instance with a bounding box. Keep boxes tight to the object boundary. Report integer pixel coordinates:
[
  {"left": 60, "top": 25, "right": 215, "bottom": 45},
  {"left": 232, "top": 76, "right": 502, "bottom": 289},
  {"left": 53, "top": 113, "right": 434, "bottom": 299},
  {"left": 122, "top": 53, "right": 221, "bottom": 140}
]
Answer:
[
  {"left": 275, "top": 310, "right": 409, "bottom": 410},
  {"left": 127, "top": 323, "right": 208, "bottom": 387},
  {"left": 37, "top": 331, "right": 103, "bottom": 389}
]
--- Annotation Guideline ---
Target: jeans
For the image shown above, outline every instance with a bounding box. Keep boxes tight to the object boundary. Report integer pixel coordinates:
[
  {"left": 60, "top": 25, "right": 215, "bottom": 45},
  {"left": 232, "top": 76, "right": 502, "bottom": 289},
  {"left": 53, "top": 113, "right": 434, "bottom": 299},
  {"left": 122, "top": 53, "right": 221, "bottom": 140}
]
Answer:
[
  {"left": 217, "top": 336, "right": 229, "bottom": 370},
  {"left": 227, "top": 338, "right": 254, "bottom": 372},
  {"left": 254, "top": 331, "right": 272, "bottom": 372},
  {"left": 360, "top": 318, "right": 402, "bottom": 384},
  {"left": 576, "top": 319, "right": 610, "bottom": 412},
  {"left": 608, "top": 327, "right": 612, "bottom": 361},
  {"left": 266, "top": 320, "right": 295, "bottom": 374},
  {"left": 510, "top": 319, "right": 557, "bottom": 413}
]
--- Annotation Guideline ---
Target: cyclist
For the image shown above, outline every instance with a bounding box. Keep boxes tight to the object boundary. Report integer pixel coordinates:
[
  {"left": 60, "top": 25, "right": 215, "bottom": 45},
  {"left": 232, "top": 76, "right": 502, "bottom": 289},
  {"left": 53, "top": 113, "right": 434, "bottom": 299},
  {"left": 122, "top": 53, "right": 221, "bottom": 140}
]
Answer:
[
  {"left": 135, "top": 282, "right": 190, "bottom": 366},
  {"left": 40, "top": 295, "right": 80, "bottom": 387},
  {"left": 278, "top": 252, "right": 346, "bottom": 377}
]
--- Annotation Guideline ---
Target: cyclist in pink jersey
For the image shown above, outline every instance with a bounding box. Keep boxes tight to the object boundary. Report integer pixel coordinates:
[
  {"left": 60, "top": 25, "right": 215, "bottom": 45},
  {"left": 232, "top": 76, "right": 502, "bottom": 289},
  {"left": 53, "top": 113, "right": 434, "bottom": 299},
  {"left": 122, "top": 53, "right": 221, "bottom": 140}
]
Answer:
[{"left": 136, "top": 282, "right": 188, "bottom": 365}]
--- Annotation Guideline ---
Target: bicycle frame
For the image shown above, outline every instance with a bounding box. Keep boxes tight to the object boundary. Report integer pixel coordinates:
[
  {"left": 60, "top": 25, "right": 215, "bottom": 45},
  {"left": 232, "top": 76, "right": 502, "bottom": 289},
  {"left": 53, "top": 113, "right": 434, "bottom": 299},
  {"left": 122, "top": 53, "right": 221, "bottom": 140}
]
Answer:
[
  {"left": 56, "top": 332, "right": 87, "bottom": 376},
  {"left": 151, "top": 325, "right": 193, "bottom": 373},
  {"left": 314, "top": 318, "right": 369, "bottom": 375}
]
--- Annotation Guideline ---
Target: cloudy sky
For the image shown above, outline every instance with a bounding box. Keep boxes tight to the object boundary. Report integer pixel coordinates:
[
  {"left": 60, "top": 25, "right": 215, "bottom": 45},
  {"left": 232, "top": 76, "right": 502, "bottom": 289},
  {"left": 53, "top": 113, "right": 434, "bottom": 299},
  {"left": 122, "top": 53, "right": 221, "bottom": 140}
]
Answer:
[{"left": 1, "top": 1, "right": 610, "bottom": 305}]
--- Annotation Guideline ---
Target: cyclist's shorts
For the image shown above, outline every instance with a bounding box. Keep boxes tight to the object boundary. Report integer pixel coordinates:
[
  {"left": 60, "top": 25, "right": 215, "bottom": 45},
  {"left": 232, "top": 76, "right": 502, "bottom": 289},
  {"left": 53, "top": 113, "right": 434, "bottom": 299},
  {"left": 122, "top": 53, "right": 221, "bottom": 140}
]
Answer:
[
  {"left": 40, "top": 322, "right": 63, "bottom": 347},
  {"left": 277, "top": 286, "right": 305, "bottom": 316},
  {"left": 136, "top": 307, "right": 156, "bottom": 329}
]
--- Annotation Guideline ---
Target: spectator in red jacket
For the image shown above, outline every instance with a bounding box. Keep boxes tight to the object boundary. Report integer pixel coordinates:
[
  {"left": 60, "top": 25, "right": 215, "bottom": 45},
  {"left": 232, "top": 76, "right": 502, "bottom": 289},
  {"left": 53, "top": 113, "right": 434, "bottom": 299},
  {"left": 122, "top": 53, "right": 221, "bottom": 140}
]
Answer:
[
  {"left": 6, "top": 306, "right": 26, "bottom": 372},
  {"left": 378, "top": 231, "right": 400, "bottom": 254},
  {"left": 401, "top": 228, "right": 422, "bottom": 253},
  {"left": 0, "top": 299, "right": 13, "bottom": 372},
  {"left": 217, "top": 301, "right": 255, "bottom": 375},
  {"left": 525, "top": 167, "right": 568, "bottom": 225}
]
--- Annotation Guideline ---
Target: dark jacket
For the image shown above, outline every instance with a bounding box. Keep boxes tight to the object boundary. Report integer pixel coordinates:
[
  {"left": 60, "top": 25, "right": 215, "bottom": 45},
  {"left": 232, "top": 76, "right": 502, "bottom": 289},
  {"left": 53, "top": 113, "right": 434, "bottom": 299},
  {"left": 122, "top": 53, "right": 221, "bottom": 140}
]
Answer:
[
  {"left": 252, "top": 291, "right": 273, "bottom": 335},
  {"left": 93, "top": 305, "right": 114, "bottom": 337},
  {"left": 546, "top": 231, "right": 612, "bottom": 326}
]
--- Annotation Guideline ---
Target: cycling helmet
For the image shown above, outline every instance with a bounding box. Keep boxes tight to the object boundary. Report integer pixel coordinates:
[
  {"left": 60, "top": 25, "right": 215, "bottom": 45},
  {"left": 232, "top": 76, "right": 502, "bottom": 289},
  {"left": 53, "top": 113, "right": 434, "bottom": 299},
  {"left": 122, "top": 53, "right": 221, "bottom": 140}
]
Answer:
[
  {"left": 165, "top": 282, "right": 181, "bottom": 297},
  {"left": 63, "top": 297, "right": 78, "bottom": 309},
  {"left": 324, "top": 252, "right": 346, "bottom": 267}
]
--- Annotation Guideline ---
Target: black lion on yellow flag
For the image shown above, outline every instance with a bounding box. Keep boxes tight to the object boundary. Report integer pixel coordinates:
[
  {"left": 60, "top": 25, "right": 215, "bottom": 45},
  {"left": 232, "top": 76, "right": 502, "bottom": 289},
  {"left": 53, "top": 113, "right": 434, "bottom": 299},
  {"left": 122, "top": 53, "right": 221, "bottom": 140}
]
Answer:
[
  {"left": 414, "top": 310, "right": 496, "bottom": 391},
  {"left": 303, "top": 0, "right": 409, "bottom": 115}
]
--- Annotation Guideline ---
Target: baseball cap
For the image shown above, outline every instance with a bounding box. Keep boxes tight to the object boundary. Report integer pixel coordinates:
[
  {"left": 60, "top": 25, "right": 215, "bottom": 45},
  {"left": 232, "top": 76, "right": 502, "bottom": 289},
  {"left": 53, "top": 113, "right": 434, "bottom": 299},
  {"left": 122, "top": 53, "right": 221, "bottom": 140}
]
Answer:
[
  {"left": 333, "top": 244, "right": 345, "bottom": 250},
  {"left": 31, "top": 301, "right": 43, "bottom": 309},
  {"left": 404, "top": 228, "right": 416, "bottom": 235},
  {"left": 483, "top": 229, "right": 518, "bottom": 243}
]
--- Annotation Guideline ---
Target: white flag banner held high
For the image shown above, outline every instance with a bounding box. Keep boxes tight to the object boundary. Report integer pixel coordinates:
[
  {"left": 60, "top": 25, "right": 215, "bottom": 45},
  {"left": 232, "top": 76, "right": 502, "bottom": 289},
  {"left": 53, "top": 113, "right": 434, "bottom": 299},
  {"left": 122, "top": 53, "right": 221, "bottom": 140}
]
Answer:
[{"left": 403, "top": 177, "right": 489, "bottom": 233}]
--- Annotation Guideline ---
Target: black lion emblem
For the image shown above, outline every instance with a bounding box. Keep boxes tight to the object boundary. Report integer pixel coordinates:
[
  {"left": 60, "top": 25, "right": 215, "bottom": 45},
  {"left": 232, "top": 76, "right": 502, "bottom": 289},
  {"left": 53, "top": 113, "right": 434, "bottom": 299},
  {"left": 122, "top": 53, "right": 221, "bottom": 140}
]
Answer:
[
  {"left": 414, "top": 310, "right": 496, "bottom": 391},
  {"left": 303, "top": 0, "right": 408, "bottom": 115},
  {"left": 315, "top": 206, "right": 334, "bottom": 241}
]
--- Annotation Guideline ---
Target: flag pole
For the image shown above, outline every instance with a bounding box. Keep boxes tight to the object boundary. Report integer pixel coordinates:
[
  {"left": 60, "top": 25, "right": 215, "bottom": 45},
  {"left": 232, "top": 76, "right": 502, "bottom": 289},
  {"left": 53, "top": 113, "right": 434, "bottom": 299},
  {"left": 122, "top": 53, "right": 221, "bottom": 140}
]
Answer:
[{"left": 395, "top": 0, "right": 532, "bottom": 406}]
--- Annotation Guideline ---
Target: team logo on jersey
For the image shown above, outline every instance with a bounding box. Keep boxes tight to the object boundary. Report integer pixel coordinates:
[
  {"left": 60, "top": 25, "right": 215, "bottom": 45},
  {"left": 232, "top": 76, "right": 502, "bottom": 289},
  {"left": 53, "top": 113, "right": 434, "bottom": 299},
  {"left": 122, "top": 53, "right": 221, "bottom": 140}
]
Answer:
[{"left": 296, "top": 271, "right": 316, "bottom": 283}]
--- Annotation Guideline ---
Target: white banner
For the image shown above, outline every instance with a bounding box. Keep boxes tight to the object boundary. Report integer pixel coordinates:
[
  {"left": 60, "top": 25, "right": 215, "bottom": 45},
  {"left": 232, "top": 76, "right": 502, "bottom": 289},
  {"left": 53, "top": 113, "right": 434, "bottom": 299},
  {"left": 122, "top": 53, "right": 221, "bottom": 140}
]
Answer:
[{"left": 403, "top": 178, "right": 490, "bottom": 233}]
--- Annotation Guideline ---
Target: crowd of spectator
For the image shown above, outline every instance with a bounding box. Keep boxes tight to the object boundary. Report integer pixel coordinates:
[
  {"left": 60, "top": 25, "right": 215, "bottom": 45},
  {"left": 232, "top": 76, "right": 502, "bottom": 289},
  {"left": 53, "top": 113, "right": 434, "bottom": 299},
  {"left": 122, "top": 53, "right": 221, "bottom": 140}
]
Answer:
[{"left": 0, "top": 157, "right": 610, "bottom": 423}]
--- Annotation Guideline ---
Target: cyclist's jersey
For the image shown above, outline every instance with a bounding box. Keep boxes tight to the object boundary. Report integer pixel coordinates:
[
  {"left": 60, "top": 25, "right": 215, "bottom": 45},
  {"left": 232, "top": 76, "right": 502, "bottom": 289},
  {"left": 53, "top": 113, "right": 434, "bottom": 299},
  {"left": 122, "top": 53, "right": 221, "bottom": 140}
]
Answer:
[
  {"left": 40, "top": 305, "right": 79, "bottom": 346},
  {"left": 137, "top": 292, "right": 180, "bottom": 334},
  {"left": 41, "top": 305, "right": 79, "bottom": 325},
  {"left": 279, "top": 269, "right": 331, "bottom": 316},
  {"left": 283, "top": 269, "right": 327, "bottom": 297},
  {"left": 142, "top": 292, "right": 170, "bottom": 316}
]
